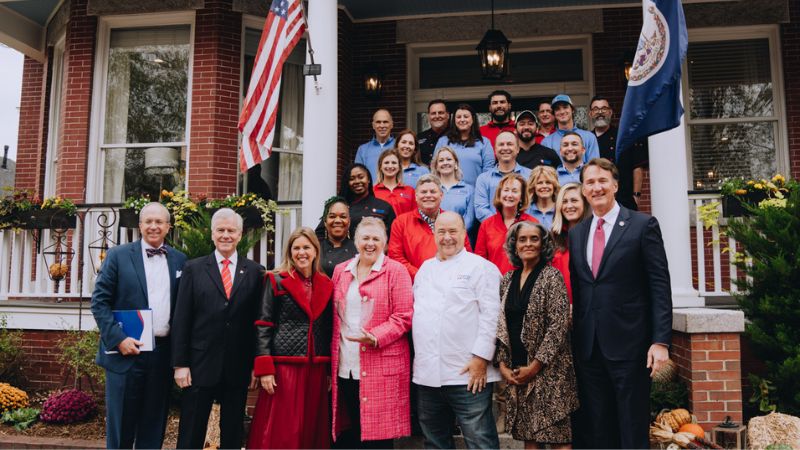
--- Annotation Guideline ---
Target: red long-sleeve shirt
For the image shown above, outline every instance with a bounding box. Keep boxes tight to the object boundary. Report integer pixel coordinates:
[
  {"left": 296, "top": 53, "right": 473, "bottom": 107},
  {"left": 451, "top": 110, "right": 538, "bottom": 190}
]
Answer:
[{"left": 474, "top": 212, "right": 538, "bottom": 275}]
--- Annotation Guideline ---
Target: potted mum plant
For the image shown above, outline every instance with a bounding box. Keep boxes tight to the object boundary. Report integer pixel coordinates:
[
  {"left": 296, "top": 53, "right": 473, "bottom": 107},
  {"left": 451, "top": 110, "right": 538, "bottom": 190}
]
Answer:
[
  {"left": 16, "top": 195, "right": 77, "bottom": 229},
  {"left": 719, "top": 174, "right": 796, "bottom": 217}
]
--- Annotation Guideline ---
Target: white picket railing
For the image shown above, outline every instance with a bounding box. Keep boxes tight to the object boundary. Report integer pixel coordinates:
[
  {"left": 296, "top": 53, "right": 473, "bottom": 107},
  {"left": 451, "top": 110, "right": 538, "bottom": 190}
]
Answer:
[
  {"left": 688, "top": 192, "right": 741, "bottom": 297},
  {"left": 0, "top": 203, "right": 302, "bottom": 301}
]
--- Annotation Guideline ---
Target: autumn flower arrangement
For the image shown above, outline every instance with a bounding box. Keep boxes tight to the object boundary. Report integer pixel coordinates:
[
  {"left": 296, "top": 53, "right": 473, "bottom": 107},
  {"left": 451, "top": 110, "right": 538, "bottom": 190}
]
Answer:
[
  {"left": 39, "top": 389, "right": 96, "bottom": 424},
  {"left": 720, "top": 174, "right": 797, "bottom": 212}
]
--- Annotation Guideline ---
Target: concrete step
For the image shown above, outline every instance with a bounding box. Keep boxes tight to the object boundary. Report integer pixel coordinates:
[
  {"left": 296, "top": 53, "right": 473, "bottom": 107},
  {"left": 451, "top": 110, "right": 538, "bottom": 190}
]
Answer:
[{"left": 395, "top": 433, "right": 523, "bottom": 449}]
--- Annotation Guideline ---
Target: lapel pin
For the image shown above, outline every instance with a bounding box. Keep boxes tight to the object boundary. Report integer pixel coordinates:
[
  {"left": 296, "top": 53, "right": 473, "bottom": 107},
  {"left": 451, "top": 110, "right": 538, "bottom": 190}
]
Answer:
[
  {"left": 239, "top": 269, "right": 245, "bottom": 274},
  {"left": 619, "top": 221, "right": 625, "bottom": 227}
]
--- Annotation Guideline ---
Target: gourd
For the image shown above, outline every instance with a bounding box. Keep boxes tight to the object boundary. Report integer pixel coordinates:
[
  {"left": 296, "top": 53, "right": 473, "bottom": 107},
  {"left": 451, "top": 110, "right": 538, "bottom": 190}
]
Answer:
[
  {"left": 656, "top": 408, "right": 693, "bottom": 432},
  {"left": 678, "top": 423, "right": 706, "bottom": 439}
]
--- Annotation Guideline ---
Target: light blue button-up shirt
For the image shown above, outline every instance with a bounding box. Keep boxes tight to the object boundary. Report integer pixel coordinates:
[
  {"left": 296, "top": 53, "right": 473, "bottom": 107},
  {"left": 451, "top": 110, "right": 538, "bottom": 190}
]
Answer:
[
  {"left": 403, "top": 163, "right": 430, "bottom": 189},
  {"left": 541, "top": 127, "right": 600, "bottom": 164},
  {"left": 354, "top": 136, "right": 396, "bottom": 184},
  {"left": 434, "top": 136, "right": 495, "bottom": 187},
  {"left": 473, "top": 164, "right": 532, "bottom": 222},
  {"left": 557, "top": 164, "right": 583, "bottom": 186},
  {"left": 526, "top": 204, "right": 555, "bottom": 230},
  {"left": 441, "top": 181, "right": 476, "bottom": 232}
]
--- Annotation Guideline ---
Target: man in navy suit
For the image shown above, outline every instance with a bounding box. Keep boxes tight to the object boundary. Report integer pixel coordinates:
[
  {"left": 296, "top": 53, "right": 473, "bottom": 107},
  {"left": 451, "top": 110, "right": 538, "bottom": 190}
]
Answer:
[
  {"left": 568, "top": 158, "right": 672, "bottom": 449},
  {"left": 91, "top": 202, "right": 187, "bottom": 449},
  {"left": 172, "top": 208, "right": 264, "bottom": 449}
]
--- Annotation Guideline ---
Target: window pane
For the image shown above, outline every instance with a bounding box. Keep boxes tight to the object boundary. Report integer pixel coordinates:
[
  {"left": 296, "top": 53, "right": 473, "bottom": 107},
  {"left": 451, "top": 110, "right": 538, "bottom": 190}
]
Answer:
[
  {"left": 103, "top": 146, "right": 186, "bottom": 202},
  {"left": 687, "top": 39, "right": 772, "bottom": 119},
  {"left": 690, "top": 122, "right": 776, "bottom": 189},
  {"left": 419, "top": 49, "right": 583, "bottom": 89},
  {"left": 260, "top": 153, "right": 303, "bottom": 202},
  {"left": 104, "top": 26, "right": 190, "bottom": 145}
]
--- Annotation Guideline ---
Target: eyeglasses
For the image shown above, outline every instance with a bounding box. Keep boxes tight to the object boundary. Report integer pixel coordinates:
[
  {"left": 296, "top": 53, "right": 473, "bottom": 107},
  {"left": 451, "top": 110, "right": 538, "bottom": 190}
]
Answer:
[
  {"left": 590, "top": 107, "right": 611, "bottom": 113},
  {"left": 538, "top": 109, "right": 553, "bottom": 114}
]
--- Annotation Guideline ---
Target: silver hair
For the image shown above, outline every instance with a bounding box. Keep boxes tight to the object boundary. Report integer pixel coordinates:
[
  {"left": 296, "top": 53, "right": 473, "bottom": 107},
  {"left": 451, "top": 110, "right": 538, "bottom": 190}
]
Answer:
[
  {"left": 415, "top": 173, "right": 443, "bottom": 191},
  {"left": 139, "top": 202, "right": 171, "bottom": 222},
  {"left": 211, "top": 207, "right": 243, "bottom": 232},
  {"left": 354, "top": 217, "right": 387, "bottom": 244},
  {"left": 504, "top": 221, "right": 554, "bottom": 268}
]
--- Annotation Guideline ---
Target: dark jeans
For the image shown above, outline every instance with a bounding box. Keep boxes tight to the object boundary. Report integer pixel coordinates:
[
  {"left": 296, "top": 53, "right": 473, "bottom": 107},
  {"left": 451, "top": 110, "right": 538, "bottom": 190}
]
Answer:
[
  {"left": 337, "top": 376, "right": 394, "bottom": 449},
  {"left": 176, "top": 382, "right": 249, "bottom": 449},
  {"left": 104, "top": 339, "right": 172, "bottom": 449},
  {"left": 415, "top": 383, "right": 499, "bottom": 450}
]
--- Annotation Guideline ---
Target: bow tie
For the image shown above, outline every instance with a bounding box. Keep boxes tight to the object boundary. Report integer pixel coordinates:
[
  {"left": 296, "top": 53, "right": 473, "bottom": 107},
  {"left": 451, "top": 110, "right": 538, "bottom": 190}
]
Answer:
[{"left": 146, "top": 246, "right": 167, "bottom": 258}]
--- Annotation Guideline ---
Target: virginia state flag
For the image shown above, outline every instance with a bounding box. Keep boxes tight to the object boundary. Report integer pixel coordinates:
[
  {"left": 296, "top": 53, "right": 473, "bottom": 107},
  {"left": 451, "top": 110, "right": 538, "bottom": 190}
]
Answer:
[{"left": 616, "top": 0, "right": 688, "bottom": 159}]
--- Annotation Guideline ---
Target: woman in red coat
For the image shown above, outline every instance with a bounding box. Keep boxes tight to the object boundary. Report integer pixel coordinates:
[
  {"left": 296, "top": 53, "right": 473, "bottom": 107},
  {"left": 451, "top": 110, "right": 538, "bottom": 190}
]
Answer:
[
  {"left": 550, "top": 182, "right": 591, "bottom": 303},
  {"left": 331, "top": 217, "right": 414, "bottom": 448},
  {"left": 373, "top": 149, "right": 417, "bottom": 216},
  {"left": 475, "top": 173, "right": 539, "bottom": 274},
  {"left": 248, "top": 227, "right": 333, "bottom": 449}
]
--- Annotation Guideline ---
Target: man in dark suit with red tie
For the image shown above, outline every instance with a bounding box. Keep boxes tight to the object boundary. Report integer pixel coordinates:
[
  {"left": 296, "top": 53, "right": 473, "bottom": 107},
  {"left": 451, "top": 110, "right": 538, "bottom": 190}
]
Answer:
[
  {"left": 568, "top": 158, "right": 672, "bottom": 449},
  {"left": 171, "top": 208, "right": 265, "bottom": 449}
]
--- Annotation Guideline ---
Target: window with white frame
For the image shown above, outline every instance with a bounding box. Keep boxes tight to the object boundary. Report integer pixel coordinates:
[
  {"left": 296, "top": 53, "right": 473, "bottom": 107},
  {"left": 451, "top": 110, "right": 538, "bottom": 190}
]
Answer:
[
  {"left": 43, "top": 37, "right": 65, "bottom": 197},
  {"left": 241, "top": 26, "right": 305, "bottom": 202},
  {"left": 99, "top": 25, "right": 191, "bottom": 202},
  {"left": 686, "top": 27, "right": 787, "bottom": 190},
  {"left": 408, "top": 36, "right": 594, "bottom": 132}
]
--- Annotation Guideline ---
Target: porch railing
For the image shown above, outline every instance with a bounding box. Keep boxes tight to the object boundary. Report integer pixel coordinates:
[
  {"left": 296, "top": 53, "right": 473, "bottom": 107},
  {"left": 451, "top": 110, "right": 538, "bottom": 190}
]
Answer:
[
  {"left": 688, "top": 191, "right": 743, "bottom": 298},
  {"left": 0, "top": 203, "right": 302, "bottom": 301}
]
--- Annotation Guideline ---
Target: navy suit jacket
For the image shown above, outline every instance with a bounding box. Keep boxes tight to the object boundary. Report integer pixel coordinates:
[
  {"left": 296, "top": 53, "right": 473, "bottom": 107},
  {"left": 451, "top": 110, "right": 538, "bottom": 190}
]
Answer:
[
  {"left": 568, "top": 205, "right": 672, "bottom": 362},
  {"left": 91, "top": 240, "right": 187, "bottom": 373}
]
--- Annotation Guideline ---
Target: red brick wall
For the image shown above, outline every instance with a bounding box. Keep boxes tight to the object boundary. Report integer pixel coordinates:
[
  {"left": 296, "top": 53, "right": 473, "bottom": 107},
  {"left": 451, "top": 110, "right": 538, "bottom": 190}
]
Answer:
[
  {"left": 672, "top": 332, "right": 743, "bottom": 430},
  {"left": 14, "top": 57, "right": 46, "bottom": 194},
  {"left": 187, "top": 0, "right": 242, "bottom": 199},
  {"left": 782, "top": 1, "right": 800, "bottom": 179},
  {"left": 55, "top": 0, "right": 96, "bottom": 202},
  {"left": 16, "top": 330, "right": 72, "bottom": 391}
]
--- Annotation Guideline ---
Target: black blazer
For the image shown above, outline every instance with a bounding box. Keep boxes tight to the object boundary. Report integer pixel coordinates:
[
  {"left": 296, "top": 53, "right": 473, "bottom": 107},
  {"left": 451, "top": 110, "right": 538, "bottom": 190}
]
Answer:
[
  {"left": 171, "top": 253, "right": 265, "bottom": 387},
  {"left": 568, "top": 206, "right": 672, "bottom": 362}
]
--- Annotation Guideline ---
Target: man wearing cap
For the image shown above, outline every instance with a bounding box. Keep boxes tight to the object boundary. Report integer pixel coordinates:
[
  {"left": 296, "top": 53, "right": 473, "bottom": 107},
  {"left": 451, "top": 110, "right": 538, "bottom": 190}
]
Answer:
[
  {"left": 479, "top": 90, "right": 516, "bottom": 147},
  {"left": 355, "top": 108, "right": 396, "bottom": 184},
  {"left": 541, "top": 94, "right": 600, "bottom": 164},
  {"left": 515, "top": 110, "right": 561, "bottom": 170},
  {"left": 590, "top": 96, "right": 648, "bottom": 210},
  {"left": 418, "top": 99, "right": 450, "bottom": 166},
  {"left": 474, "top": 131, "right": 532, "bottom": 222}
]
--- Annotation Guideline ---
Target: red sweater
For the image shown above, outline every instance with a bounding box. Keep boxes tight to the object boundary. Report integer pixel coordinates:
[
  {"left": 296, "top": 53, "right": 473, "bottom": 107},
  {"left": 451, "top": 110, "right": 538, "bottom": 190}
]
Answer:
[
  {"left": 551, "top": 248, "right": 573, "bottom": 303},
  {"left": 387, "top": 209, "right": 472, "bottom": 280},
  {"left": 474, "top": 212, "right": 538, "bottom": 275},
  {"left": 374, "top": 183, "right": 417, "bottom": 216}
]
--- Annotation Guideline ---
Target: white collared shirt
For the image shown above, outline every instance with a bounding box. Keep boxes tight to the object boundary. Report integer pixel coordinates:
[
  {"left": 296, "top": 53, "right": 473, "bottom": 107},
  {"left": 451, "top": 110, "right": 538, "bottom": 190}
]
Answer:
[
  {"left": 586, "top": 201, "right": 621, "bottom": 269},
  {"left": 215, "top": 250, "right": 238, "bottom": 285},
  {"left": 338, "top": 253, "right": 384, "bottom": 380},
  {"left": 141, "top": 241, "right": 171, "bottom": 337},
  {"left": 412, "top": 249, "right": 502, "bottom": 387}
]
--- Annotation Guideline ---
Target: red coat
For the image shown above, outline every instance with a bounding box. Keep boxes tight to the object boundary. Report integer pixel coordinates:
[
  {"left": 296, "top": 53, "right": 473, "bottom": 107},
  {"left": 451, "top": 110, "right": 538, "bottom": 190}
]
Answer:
[
  {"left": 331, "top": 256, "right": 414, "bottom": 441},
  {"left": 551, "top": 248, "right": 573, "bottom": 303},
  {"left": 474, "top": 212, "right": 538, "bottom": 275},
  {"left": 374, "top": 183, "right": 417, "bottom": 216},
  {"left": 387, "top": 209, "right": 472, "bottom": 280}
]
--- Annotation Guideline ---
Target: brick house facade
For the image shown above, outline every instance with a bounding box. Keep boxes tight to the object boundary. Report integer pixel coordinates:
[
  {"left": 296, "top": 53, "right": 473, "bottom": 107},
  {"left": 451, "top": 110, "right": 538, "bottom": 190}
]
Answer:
[{"left": 1, "top": 0, "right": 796, "bottom": 431}]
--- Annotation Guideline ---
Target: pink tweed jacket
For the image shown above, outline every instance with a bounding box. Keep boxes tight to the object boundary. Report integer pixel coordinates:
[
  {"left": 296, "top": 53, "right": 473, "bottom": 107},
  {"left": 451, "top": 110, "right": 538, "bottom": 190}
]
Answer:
[{"left": 330, "top": 255, "right": 414, "bottom": 442}]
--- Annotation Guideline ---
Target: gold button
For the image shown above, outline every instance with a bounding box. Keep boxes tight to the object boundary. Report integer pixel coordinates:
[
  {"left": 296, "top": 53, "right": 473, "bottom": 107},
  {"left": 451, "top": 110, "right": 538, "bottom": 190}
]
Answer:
[{"left": 361, "top": 346, "right": 366, "bottom": 352}]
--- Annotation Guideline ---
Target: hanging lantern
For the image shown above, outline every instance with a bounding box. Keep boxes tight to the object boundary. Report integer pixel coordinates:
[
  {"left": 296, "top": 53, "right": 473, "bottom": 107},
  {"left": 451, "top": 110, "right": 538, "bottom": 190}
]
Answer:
[
  {"left": 476, "top": 0, "right": 511, "bottom": 80},
  {"left": 88, "top": 211, "right": 118, "bottom": 275}
]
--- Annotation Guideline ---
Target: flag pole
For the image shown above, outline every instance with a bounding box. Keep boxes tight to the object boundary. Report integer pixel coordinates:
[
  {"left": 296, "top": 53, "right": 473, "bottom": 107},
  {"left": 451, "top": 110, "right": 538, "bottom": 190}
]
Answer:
[{"left": 299, "top": 1, "right": 321, "bottom": 94}]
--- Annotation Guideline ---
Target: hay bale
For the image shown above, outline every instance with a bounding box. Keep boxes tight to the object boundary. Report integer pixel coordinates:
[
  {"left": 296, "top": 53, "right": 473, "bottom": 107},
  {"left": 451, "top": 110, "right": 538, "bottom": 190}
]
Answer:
[{"left": 748, "top": 412, "right": 800, "bottom": 450}]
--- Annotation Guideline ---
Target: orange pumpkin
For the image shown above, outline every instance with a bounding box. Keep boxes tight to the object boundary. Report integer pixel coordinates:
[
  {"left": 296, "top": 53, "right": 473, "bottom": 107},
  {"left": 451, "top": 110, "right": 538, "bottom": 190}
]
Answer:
[{"left": 678, "top": 423, "right": 705, "bottom": 439}]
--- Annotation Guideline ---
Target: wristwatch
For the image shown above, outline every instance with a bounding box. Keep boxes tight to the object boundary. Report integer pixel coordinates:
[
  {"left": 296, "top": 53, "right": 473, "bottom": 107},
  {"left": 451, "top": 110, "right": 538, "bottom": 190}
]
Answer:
[{"left": 633, "top": 192, "right": 642, "bottom": 197}]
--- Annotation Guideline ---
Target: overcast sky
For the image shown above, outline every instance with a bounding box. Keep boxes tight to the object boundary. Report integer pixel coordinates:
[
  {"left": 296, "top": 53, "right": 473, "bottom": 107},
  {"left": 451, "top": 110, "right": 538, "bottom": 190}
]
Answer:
[{"left": 0, "top": 45, "right": 23, "bottom": 162}]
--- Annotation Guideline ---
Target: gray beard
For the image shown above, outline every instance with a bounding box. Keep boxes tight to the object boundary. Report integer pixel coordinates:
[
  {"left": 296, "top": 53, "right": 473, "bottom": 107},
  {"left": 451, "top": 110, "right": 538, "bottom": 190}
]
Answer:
[{"left": 593, "top": 117, "right": 610, "bottom": 128}]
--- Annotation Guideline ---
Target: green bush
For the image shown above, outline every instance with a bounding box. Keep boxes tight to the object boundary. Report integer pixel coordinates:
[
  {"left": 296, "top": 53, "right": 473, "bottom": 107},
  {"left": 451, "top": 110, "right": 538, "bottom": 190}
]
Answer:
[
  {"left": 1, "top": 407, "right": 39, "bottom": 430},
  {"left": 0, "top": 315, "right": 24, "bottom": 385},
  {"left": 727, "top": 188, "right": 800, "bottom": 415},
  {"left": 57, "top": 329, "right": 105, "bottom": 389},
  {"left": 650, "top": 380, "right": 689, "bottom": 419}
]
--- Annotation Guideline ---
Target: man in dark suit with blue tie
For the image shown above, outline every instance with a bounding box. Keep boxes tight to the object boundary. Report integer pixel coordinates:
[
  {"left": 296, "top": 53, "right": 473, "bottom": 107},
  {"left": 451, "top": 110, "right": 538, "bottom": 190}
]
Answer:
[
  {"left": 171, "top": 208, "right": 264, "bottom": 449},
  {"left": 568, "top": 158, "right": 672, "bottom": 449},
  {"left": 91, "top": 202, "right": 187, "bottom": 449}
]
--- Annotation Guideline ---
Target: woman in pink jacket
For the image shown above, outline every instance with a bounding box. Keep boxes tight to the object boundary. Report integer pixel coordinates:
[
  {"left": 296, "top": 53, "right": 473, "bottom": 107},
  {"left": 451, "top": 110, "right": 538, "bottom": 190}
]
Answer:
[{"left": 331, "top": 217, "right": 414, "bottom": 448}]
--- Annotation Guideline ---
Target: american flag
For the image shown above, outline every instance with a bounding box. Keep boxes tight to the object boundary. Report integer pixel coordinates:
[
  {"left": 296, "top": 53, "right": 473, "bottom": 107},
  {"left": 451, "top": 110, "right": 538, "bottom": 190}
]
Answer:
[{"left": 238, "top": 0, "right": 306, "bottom": 172}]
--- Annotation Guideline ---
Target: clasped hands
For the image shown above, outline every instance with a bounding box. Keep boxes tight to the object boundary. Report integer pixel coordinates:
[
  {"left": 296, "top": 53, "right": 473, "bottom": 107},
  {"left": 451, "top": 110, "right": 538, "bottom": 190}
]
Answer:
[{"left": 499, "top": 360, "right": 542, "bottom": 386}]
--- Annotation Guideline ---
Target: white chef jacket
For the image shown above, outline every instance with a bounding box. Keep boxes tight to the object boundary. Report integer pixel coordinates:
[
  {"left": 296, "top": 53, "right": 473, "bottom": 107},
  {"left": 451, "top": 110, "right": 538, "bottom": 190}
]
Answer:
[{"left": 411, "top": 248, "right": 502, "bottom": 387}]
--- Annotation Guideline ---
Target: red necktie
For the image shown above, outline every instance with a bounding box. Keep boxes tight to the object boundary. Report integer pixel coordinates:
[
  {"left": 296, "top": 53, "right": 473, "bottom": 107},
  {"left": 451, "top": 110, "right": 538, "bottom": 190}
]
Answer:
[
  {"left": 591, "top": 218, "right": 605, "bottom": 278},
  {"left": 221, "top": 259, "right": 232, "bottom": 299}
]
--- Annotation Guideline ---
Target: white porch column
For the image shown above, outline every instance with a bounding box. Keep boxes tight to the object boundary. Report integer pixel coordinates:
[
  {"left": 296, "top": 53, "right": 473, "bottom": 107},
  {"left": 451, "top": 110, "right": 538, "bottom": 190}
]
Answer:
[
  {"left": 301, "top": 0, "right": 337, "bottom": 228},
  {"left": 648, "top": 113, "right": 705, "bottom": 308}
]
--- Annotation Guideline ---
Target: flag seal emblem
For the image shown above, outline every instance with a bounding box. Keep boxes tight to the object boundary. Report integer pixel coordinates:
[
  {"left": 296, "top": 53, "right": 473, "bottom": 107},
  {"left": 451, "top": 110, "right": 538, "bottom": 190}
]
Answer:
[{"left": 629, "top": 3, "right": 669, "bottom": 86}]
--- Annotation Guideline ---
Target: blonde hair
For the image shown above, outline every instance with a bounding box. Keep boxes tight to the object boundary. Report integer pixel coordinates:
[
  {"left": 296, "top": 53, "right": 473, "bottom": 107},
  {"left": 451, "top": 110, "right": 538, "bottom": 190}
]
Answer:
[
  {"left": 492, "top": 173, "right": 530, "bottom": 213},
  {"left": 430, "top": 146, "right": 464, "bottom": 181},
  {"left": 376, "top": 148, "right": 403, "bottom": 185},
  {"left": 274, "top": 227, "right": 322, "bottom": 276},
  {"left": 527, "top": 165, "right": 560, "bottom": 204},
  {"left": 551, "top": 183, "right": 590, "bottom": 250},
  {"left": 354, "top": 217, "right": 387, "bottom": 245}
]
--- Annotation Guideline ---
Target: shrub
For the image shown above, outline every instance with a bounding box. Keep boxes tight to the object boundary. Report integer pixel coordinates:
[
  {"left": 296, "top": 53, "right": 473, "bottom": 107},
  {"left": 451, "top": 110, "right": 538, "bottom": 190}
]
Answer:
[
  {"left": 0, "top": 315, "right": 24, "bottom": 385},
  {"left": 0, "top": 383, "right": 29, "bottom": 413},
  {"left": 57, "top": 329, "right": 104, "bottom": 388},
  {"left": 1, "top": 407, "right": 39, "bottom": 430},
  {"left": 727, "top": 187, "right": 800, "bottom": 414},
  {"left": 39, "top": 389, "right": 96, "bottom": 424}
]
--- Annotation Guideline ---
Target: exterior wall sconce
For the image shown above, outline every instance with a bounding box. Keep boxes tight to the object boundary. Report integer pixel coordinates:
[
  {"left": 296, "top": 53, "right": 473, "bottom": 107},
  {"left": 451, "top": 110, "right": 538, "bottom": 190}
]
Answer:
[
  {"left": 363, "top": 67, "right": 383, "bottom": 99},
  {"left": 622, "top": 50, "right": 635, "bottom": 81},
  {"left": 476, "top": 0, "right": 511, "bottom": 80}
]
